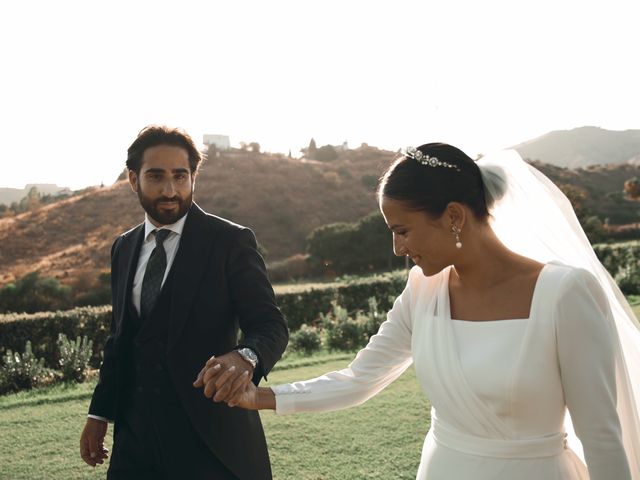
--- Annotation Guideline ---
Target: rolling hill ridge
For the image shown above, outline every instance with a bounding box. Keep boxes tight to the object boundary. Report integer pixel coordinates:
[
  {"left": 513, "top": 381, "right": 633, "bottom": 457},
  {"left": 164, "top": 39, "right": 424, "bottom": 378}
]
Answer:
[{"left": 1, "top": 128, "right": 639, "bottom": 286}]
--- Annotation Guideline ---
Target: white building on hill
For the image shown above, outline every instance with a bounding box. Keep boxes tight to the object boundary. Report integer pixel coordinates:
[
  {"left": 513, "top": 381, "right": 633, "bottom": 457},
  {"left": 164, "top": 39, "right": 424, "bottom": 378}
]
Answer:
[{"left": 203, "top": 134, "right": 231, "bottom": 150}]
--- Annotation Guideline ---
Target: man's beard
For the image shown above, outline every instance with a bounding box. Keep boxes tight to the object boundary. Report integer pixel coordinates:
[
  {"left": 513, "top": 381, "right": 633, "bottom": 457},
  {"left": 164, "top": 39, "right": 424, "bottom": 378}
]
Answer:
[{"left": 137, "top": 189, "right": 192, "bottom": 226}]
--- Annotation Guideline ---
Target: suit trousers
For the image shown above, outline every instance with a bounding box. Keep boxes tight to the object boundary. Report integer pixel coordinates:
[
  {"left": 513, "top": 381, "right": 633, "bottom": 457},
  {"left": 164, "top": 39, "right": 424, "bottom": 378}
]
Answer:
[{"left": 107, "top": 391, "right": 238, "bottom": 480}]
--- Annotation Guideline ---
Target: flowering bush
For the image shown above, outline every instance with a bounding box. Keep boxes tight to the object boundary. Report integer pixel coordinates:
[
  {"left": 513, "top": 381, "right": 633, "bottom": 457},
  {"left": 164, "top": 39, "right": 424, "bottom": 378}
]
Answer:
[
  {"left": 57, "top": 334, "right": 93, "bottom": 383},
  {"left": 0, "top": 341, "right": 51, "bottom": 394}
]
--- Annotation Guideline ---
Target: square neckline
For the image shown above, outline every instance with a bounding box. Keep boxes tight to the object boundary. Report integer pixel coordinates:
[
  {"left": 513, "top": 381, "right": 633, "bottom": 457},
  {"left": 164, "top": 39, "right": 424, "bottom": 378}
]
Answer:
[{"left": 447, "top": 263, "right": 550, "bottom": 323}]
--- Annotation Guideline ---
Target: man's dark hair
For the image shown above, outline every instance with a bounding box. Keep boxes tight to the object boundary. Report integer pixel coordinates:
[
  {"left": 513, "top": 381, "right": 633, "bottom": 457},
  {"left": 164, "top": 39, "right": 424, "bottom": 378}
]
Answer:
[{"left": 126, "top": 125, "right": 205, "bottom": 174}]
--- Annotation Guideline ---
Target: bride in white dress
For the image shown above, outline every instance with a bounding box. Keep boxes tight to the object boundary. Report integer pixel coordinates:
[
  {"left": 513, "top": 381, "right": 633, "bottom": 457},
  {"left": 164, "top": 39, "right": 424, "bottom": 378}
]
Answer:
[{"left": 197, "top": 144, "right": 639, "bottom": 479}]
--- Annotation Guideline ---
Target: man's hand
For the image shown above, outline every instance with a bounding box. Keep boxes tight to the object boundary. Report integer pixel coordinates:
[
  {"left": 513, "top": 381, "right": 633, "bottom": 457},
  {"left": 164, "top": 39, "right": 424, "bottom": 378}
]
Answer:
[
  {"left": 80, "top": 418, "right": 109, "bottom": 467},
  {"left": 193, "top": 351, "right": 255, "bottom": 403}
]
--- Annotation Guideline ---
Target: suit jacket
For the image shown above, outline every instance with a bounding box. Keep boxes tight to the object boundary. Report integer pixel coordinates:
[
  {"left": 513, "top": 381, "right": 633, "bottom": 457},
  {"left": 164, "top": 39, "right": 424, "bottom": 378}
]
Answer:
[{"left": 89, "top": 203, "right": 289, "bottom": 479}]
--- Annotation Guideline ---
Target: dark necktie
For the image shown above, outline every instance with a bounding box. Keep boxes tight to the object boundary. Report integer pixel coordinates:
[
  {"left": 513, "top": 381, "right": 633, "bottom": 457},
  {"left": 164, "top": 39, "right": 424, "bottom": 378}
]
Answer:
[{"left": 140, "top": 229, "right": 171, "bottom": 318}]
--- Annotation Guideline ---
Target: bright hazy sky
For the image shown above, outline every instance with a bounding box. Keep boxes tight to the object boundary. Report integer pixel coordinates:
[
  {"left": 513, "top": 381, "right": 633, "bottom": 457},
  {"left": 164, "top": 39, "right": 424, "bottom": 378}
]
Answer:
[{"left": 1, "top": 0, "right": 638, "bottom": 190}]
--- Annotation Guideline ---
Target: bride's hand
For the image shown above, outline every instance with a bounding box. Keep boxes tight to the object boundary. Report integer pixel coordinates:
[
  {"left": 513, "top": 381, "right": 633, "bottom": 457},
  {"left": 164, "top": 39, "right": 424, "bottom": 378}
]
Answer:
[{"left": 227, "top": 381, "right": 260, "bottom": 410}]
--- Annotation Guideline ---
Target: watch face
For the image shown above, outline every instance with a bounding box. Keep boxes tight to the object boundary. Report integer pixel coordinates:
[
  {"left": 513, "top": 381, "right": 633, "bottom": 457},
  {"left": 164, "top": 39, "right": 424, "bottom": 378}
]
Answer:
[{"left": 239, "top": 348, "right": 257, "bottom": 366}]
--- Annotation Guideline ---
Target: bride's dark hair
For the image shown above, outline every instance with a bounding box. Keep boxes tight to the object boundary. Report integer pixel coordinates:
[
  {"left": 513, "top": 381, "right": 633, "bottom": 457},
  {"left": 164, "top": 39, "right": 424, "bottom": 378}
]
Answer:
[{"left": 377, "top": 143, "right": 493, "bottom": 221}]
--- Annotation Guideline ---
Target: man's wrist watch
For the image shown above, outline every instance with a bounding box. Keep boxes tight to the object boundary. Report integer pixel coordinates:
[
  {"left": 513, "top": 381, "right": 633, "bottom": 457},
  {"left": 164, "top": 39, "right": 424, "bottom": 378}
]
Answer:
[{"left": 236, "top": 347, "right": 258, "bottom": 369}]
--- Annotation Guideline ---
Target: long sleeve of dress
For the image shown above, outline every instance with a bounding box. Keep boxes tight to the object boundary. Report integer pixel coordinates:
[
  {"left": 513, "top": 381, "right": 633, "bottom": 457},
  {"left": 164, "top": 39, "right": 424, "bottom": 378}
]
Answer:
[
  {"left": 555, "top": 268, "right": 632, "bottom": 480},
  {"left": 273, "top": 269, "right": 417, "bottom": 415}
]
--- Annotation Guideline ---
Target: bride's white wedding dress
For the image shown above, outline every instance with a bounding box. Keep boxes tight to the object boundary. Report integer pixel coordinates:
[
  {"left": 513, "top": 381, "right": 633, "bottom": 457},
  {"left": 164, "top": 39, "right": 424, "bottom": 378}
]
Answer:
[{"left": 273, "top": 262, "right": 631, "bottom": 479}]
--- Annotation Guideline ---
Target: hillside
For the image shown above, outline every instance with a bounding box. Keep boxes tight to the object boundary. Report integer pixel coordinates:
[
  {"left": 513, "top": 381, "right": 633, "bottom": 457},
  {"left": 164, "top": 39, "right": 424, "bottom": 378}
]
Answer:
[
  {"left": 514, "top": 126, "right": 640, "bottom": 169},
  {"left": 0, "top": 146, "right": 395, "bottom": 285},
  {"left": 1, "top": 141, "right": 639, "bottom": 287},
  {"left": 534, "top": 161, "right": 640, "bottom": 224}
]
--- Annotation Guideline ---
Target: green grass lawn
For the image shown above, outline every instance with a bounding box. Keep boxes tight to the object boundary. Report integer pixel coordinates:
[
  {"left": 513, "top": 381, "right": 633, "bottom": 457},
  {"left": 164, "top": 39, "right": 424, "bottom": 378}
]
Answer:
[
  {"left": 3, "top": 304, "right": 637, "bottom": 479},
  {"left": 0, "top": 354, "right": 430, "bottom": 479}
]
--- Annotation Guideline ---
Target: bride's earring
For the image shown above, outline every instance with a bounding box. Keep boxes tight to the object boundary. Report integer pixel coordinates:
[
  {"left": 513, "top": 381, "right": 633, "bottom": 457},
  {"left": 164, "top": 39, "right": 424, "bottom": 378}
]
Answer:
[{"left": 451, "top": 225, "right": 462, "bottom": 249}]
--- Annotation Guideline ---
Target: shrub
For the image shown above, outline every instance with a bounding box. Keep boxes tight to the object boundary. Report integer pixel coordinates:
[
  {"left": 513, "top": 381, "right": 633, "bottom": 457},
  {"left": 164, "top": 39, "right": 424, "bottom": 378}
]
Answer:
[
  {"left": 595, "top": 242, "right": 640, "bottom": 294},
  {"left": 314, "top": 144, "right": 338, "bottom": 161},
  {"left": 306, "top": 211, "right": 406, "bottom": 276},
  {"left": 0, "top": 271, "right": 409, "bottom": 368},
  {"left": 617, "top": 272, "right": 640, "bottom": 295},
  {"left": 275, "top": 286, "right": 339, "bottom": 332},
  {"left": 289, "top": 324, "right": 322, "bottom": 355},
  {"left": 361, "top": 297, "right": 388, "bottom": 339},
  {"left": 73, "top": 271, "right": 111, "bottom": 307},
  {"left": 583, "top": 216, "right": 607, "bottom": 244},
  {"left": 0, "top": 341, "right": 50, "bottom": 394},
  {"left": 267, "top": 254, "right": 312, "bottom": 283},
  {"left": 275, "top": 269, "right": 407, "bottom": 331},
  {"left": 360, "top": 174, "right": 379, "bottom": 189},
  {"left": 306, "top": 222, "right": 356, "bottom": 275},
  {"left": 0, "top": 272, "right": 72, "bottom": 314},
  {"left": 0, "top": 306, "right": 111, "bottom": 368},
  {"left": 322, "top": 302, "right": 368, "bottom": 351},
  {"left": 614, "top": 249, "right": 640, "bottom": 295},
  {"left": 57, "top": 334, "right": 94, "bottom": 382}
]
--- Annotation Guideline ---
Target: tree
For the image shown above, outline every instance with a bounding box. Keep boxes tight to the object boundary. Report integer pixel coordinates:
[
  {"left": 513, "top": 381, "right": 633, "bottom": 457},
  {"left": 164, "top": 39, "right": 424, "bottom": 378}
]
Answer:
[
  {"left": 558, "top": 183, "right": 587, "bottom": 219},
  {"left": 72, "top": 270, "right": 111, "bottom": 307},
  {"left": 582, "top": 215, "right": 607, "bottom": 244},
  {"left": 0, "top": 272, "right": 71, "bottom": 313},
  {"left": 24, "top": 186, "right": 41, "bottom": 211},
  {"left": 306, "top": 211, "right": 405, "bottom": 276},
  {"left": 315, "top": 144, "right": 338, "bottom": 162},
  {"left": 307, "top": 138, "right": 317, "bottom": 157},
  {"left": 10, "top": 186, "right": 42, "bottom": 214},
  {"left": 558, "top": 183, "right": 608, "bottom": 243},
  {"left": 354, "top": 211, "right": 404, "bottom": 271},
  {"left": 306, "top": 222, "right": 357, "bottom": 275},
  {"left": 249, "top": 142, "right": 260, "bottom": 153},
  {"left": 116, "top": 168, "right": 128, "bottom": 182},
  {"left": 624, "top": 177, "right": 640, "bottom": 200}
]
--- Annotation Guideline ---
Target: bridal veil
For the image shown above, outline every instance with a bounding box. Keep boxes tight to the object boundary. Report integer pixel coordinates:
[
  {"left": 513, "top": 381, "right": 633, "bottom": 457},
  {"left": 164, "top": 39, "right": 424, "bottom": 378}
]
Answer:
[{"left": 478, "top": 150, "right": 640, "bottom": 475}]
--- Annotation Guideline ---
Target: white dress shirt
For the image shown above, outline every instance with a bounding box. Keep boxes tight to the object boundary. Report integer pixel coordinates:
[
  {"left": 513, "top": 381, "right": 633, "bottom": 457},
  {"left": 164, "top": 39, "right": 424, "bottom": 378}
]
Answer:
[{"left": 88, "top": 213, "right": 187, "bottom": 424}]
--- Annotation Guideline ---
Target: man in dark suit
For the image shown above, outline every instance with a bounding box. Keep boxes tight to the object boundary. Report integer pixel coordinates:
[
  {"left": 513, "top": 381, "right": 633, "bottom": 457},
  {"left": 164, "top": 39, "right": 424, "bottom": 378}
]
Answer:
[{"left": 79, "top": 125, "right": 288, "bottom": 479}]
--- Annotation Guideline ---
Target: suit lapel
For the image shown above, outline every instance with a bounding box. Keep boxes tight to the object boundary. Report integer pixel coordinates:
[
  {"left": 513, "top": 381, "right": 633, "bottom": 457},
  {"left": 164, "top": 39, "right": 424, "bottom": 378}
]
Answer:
[
  {"left": 168, "top": 203, "right": 215, "bottom": 351},
  {"left": 115, "top": 224, "right": 144, "bottom": 335}
]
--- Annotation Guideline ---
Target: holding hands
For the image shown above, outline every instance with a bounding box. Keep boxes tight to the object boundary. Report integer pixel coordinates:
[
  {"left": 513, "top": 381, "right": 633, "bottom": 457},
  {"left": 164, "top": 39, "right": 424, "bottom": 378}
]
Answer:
[
  {"left": 193, "top": 351, "right": 259, "bottom": 409},
  {"left": 193, "top": 350, "right": 274, "bottom": 410}
]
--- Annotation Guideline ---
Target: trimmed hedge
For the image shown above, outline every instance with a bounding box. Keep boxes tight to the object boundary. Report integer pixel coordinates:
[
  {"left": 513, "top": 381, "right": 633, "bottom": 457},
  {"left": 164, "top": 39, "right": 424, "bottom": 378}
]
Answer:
[
  {"left": 0, "top": 271, "right": 409, "bottom": 368},
  {"left": 3, "top": 243, "right": 640, "bottom": 371},
  {"left": 5, "top": 240, "right": 640, "bottom": 371},
  {"left": 0, "top": 306, "right": 111, "bottom": 368},
  {"left": 276, "top": 270, "right": 407, "bottom": 331},
  {"left": 593, "top": 242, "right": 640, "bottom": 274},
  {"left": 593, "top": 242, "right": 640, "bottom": 294}
]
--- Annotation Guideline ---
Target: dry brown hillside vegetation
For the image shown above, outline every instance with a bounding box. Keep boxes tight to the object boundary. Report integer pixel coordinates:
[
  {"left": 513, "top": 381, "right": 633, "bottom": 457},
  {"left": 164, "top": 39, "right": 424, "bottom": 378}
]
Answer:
[
  {"left": 2, "top": 144, "right": 638, "bottom": 287},
  {"left": 533, "top": 161, "right": 640, "bottom": 225},
  {"left": 0, "top": 146, "right": 396, "bottom": 285}
]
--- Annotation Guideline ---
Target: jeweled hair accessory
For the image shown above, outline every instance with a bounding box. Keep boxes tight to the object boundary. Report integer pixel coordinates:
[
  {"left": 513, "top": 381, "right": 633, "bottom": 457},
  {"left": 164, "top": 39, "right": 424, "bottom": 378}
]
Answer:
[{"left": 404, "top": 146, "right": 461, "bottom": 171}]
